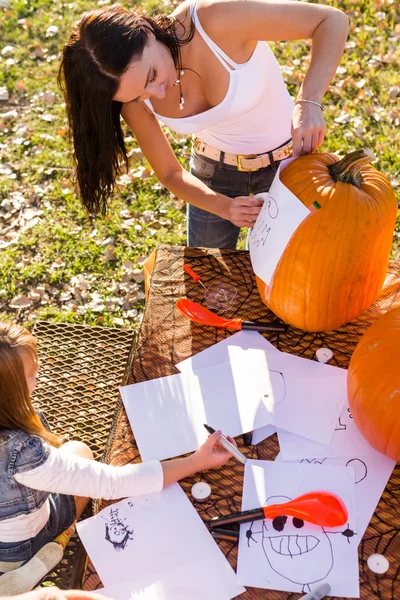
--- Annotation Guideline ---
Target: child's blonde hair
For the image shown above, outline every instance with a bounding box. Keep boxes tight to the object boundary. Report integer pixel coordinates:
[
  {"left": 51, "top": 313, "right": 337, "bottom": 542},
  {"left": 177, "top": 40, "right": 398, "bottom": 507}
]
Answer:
[{"left": 0, "top": 322, "right": 61, "bottom": 446}]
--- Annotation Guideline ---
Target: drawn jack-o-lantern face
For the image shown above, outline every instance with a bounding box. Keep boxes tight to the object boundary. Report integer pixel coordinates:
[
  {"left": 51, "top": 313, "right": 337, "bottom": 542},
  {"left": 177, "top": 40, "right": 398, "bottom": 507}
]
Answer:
[{"left": 260, "top": 496, "right": 334, "bottom": 586}]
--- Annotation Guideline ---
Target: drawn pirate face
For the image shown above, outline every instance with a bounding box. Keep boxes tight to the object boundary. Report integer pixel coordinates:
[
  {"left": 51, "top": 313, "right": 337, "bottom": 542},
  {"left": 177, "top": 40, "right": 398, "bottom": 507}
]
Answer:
[
  {"left": 259, "top": 496, "right": 333, "bottom": 586},
  {"left": 104, "top": 508, "right": 134, "bottom": 551}
]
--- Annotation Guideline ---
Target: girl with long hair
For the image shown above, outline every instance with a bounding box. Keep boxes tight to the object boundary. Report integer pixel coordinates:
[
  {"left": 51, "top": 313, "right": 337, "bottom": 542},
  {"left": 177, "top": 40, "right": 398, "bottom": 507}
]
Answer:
[
  {"left": 0, "top": 322, "right": 234, "bottom": 575},
  {"left": 59, "top": 0, "right": 349, "bottom": 249}
]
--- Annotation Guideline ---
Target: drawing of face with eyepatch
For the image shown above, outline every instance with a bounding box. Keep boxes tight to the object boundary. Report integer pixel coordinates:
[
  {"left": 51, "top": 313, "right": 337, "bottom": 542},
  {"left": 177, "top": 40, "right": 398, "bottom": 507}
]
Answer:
[{"left": 246, "top": 495, "right": 333, "bottom": 590}]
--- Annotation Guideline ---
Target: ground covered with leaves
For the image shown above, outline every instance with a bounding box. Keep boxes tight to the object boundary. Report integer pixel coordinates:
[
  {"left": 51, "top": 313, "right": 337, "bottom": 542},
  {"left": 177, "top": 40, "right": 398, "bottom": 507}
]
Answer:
[{"left": 0, "top": 0, "right": 399, "bottom": 329}]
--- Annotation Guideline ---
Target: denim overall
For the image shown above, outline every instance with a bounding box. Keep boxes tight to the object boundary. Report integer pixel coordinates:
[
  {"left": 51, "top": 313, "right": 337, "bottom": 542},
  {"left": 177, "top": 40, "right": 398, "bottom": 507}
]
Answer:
[{"left": 0, "top": 417, "right": 76, "bottom": 566}]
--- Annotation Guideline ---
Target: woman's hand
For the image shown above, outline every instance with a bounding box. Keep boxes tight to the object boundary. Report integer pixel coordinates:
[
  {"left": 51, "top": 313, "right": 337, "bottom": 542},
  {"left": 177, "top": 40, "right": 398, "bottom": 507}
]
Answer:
[
  {"left": 191, "top": 430, "right": 237, "bottom": 471},
  {"left": 291, "top": 102, "right": 326, "bottom": 157},
  {"left": 226, "top": 196, "right": 263, "bottom": 228}
]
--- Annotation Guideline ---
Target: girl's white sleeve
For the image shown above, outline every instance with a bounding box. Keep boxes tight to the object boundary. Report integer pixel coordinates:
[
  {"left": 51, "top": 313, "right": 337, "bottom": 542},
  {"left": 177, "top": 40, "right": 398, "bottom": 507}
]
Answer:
[{"left": 14, "top": 446, "right": 164, "bottom": 500}]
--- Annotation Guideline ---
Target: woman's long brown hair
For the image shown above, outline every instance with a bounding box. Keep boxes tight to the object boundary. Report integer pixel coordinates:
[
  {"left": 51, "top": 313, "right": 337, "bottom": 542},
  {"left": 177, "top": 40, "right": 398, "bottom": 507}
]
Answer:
[
  {"left": 59, "top": 4, "right": 194, "bottom": 216},
  {"left": 0, "top": 322, "right": 62, "bottom": 447}
]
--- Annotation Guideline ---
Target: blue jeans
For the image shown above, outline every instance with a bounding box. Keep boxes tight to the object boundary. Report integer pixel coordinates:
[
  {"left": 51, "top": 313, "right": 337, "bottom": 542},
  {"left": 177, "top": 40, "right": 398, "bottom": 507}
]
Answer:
[
  {"left": 0, "top": 493, "right": 76, "bottom": 565},
  {"left": 188, "top": 151, "right": 281, "bottom": 249}
]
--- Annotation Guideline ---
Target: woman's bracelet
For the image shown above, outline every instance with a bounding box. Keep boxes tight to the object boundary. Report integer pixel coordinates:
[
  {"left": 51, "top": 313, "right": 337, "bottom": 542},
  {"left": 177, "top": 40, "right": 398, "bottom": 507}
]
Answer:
[{"left": 296, "top": 99, "right": 324, "bottom": 111}]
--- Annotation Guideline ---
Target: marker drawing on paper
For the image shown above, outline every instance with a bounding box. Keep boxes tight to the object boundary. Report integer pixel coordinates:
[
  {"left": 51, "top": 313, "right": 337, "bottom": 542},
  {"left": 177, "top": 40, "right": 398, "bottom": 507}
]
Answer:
[
  {"left": 236, "top": 461, "right": 359, "bottom": 597},
  {"left": 103, "top": 507, "right": 134, "bottom": 551},
  {"left": 77, "top": 485, "right": 245, "bottom": 598},
  {"left": 244, "top": 495, "right": 355, "bottom": 595},
  {"left": 300, "top": 457, "right": 367, "bottom": 485},
  {"left": 248, "top": 159, "right": 310, "bottom": 286},
  {"left": 335, "top": 408, "right": 353, "bottom": 432},
  {"left": 250, "top": 195, "right": 279, "bottom": 248},
  {"left": 263, "top": 370, "right": 286, "bottom": 406},
  {"left": 286, "top": 452, "right": 394, "bottom": 542}
]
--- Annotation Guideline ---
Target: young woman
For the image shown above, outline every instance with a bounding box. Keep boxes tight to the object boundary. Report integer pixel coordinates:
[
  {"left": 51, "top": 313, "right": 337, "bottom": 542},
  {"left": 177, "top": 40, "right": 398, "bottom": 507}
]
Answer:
[
  {"left": 59, "top": 0, "right": 349, "bottom": 248},
  {"left": 0, "top": 322, "right": 234, "bottom": 569}
]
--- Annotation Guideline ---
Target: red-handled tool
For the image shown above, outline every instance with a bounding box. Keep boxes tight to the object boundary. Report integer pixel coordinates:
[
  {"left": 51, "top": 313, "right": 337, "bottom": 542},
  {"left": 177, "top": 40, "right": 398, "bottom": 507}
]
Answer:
[
  {"left": 210, "top": 491, "right": 348, "bottom": 529},
  {"left": 176, "top": 298, "right": 286, "bottom": 333},
  {"left": 184, "top": 264, "right": 207, "bottom": 290}
]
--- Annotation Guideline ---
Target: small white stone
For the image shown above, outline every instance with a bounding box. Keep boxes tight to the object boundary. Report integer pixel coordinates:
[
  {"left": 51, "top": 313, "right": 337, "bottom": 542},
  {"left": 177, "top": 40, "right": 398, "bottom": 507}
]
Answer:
[
  {"left": 45, "top": 25, "right": 59, "bottom": 37},
  {"left": 316, "top": 347, "right": 333, "bottom": 364},
  {"left": 0, "top": 86, "right": 9, "bottom": 101},
  {"left": 191, "top": 481, "right": 211, "bottom": 502},
  {"left": 1, "top": 109, "right": 17, "bottom": 120},
  {"left": 0, "top": 199, "right": 12, "bottom": 211},
  {"left": 1, "top": 45, "right": 14, "bottom": 57},
  {"left": 367, "top": 554, "right": 389, "bottom": 575}
]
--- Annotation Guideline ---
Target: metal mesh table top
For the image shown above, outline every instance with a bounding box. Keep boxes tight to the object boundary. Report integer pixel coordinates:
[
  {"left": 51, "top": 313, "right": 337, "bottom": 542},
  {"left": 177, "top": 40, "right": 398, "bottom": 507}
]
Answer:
[
  {"left": 82, "top": 246, "right": 400, "bottom": 599},
  {"left": 31, "top": 320, "right": 135, "bottom": 589}
]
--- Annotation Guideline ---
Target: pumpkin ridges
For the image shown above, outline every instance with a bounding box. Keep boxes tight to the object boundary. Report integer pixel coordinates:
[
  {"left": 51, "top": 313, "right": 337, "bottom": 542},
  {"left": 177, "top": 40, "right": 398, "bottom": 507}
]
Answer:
[
  {"left": 323, "top": 185, "right": 354, "bottom": 330},
  {"left": 347, "top": 307, "right": 400, "bottom": 460},
  {"left": 270, "top": 181, "right": 363, "bottom": 330},
  {"left": 341, "top": 186, "right": 377, "bottom": 321}
]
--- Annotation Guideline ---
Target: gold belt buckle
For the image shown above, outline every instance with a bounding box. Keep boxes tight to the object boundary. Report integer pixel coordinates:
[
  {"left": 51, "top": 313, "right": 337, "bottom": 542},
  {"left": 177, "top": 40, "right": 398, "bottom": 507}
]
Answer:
[
  {"left": 236, "top": 154, "right": 259, "bottom": 172},
  {"left": 193, "top": 138, "right": 202, "bottom": 153},
  {"left": 283, "top": 141, "right": 293, "bottom": 157}
]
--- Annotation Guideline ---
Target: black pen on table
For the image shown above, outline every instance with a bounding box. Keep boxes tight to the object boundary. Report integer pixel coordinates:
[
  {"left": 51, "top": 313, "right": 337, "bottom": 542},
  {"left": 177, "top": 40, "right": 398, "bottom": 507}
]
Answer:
[
  {"left": 210, "top": 528, "right": 239, "bottom": 542},
  {"left": 203, "top": 424, "right": 247, "bottom": 465}
]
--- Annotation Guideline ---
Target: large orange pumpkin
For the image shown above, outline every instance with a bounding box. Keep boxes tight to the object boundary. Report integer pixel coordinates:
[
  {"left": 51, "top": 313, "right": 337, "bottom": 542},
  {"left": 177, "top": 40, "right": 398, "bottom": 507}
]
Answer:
[
  {"left": 256, "top": 149, "right": 397, "bottom": 331},
  {"left": 347, "top": 307, "right": 400, "bottom": 461}
]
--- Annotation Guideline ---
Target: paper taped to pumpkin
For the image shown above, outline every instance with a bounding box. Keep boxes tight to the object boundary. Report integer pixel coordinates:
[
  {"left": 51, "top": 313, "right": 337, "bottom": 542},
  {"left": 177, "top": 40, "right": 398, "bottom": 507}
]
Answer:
[
  {"left": 347, "top": 306, "right": 400, "bottom": 461},
  {"left": 249, "top": 149, "right": 397, "bottom": 332}
]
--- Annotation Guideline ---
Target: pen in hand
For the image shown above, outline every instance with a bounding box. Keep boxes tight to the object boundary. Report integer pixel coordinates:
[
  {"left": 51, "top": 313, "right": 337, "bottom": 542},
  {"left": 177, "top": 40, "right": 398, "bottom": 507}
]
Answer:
[{"left": 203, "top": 424, "right": 247, "bottom": 465}]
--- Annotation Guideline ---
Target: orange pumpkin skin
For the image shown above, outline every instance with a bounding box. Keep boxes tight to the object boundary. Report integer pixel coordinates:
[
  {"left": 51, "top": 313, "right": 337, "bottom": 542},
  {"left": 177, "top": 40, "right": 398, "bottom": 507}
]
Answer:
[
  {"left": 347, "top": 307, "right": 400, "bottom": 461},
  {"left": 256, "top": 151, "right": 397, "bottom": 332}
]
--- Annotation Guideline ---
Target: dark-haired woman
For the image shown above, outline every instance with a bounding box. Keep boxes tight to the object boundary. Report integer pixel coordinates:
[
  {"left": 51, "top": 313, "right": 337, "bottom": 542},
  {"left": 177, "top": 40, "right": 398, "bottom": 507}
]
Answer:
[{"left": 60, "top": 0, "right": 348, "bottom": 249}]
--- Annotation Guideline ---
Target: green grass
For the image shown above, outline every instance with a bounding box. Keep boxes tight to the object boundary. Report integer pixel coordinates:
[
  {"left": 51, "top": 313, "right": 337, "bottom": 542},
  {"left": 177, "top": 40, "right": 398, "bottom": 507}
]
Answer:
[{"left": 0, "top": 0, "right": 399, "bottom": 328}]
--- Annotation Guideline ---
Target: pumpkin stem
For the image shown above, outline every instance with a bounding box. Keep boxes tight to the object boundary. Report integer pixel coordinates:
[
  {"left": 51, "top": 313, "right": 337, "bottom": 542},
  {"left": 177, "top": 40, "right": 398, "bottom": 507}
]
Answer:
[{"left": 328, "top": 148, "right": 376, "bottom": 188}]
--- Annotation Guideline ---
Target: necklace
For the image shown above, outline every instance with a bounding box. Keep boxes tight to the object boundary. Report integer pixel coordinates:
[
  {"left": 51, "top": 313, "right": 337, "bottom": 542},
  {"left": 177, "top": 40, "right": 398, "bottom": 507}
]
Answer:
[
  {"left": 174, "top": 70, "right": 185, "bottom": 110},
  {"left": 173, "top": 45, "right": 185, "bottom": 110}
]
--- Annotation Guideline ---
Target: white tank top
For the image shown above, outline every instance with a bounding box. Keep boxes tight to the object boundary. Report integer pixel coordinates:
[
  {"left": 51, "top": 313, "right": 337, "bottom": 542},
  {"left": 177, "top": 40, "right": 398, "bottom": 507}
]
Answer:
[{"left": 144, "top": 0, "right": 294, "bottom": 154}]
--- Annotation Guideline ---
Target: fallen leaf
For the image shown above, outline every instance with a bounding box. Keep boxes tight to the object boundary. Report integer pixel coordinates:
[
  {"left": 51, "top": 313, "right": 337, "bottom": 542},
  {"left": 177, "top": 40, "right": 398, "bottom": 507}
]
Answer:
[{"left": 10, "top": 294, "right": 32, "bottom": 308}]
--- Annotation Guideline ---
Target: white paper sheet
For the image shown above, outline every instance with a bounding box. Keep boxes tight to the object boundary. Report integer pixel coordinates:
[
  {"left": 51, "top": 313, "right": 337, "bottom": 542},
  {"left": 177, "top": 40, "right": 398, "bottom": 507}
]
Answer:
[
  {"left": 177, "top": 331, "right": 278, "bottom": 447},
  {"left": 176, "top": 330, "right": 277, "bottom": 375},
  {"left": 123, "top": 345, "right": 345, "bottom": 460},
  {"left": 237, "top": 460, "right": 359, "bottom": 598},
  {"left": 252, "top": 424, "right": 276, "bottom": 445},
  {"left": 77, "top": 484, "right": 245, "bottom": 599},
  {"left": 226, "top": 346, "right": 346, "bottom": 445},
  {"left": 275, "top": 450, "right": 395, "bottom": 542},
  {"left": 121, "top": 360, "right": 277, "bottom": 462},
  {"left": 93, "top": 560, "right": 241, "bottom": 600},
  {"left": 249, "top": 158, "right": 310, "bottom": 286},
  {"left": 277, "top": 401, "right": 380, "bottom": 460}
]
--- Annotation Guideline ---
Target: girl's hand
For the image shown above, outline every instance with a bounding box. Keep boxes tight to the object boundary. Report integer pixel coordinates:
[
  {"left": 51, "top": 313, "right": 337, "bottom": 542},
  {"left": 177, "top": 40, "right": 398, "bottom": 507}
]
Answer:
[
  {"left": 226, "top": 196, "right": 263, "bottom": 228},
  {"left": 291, "top": 102, "right": 326, "bottom": 157},
  {"left": 192, "top": 431, "right": 237, "bottom": 471}
]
